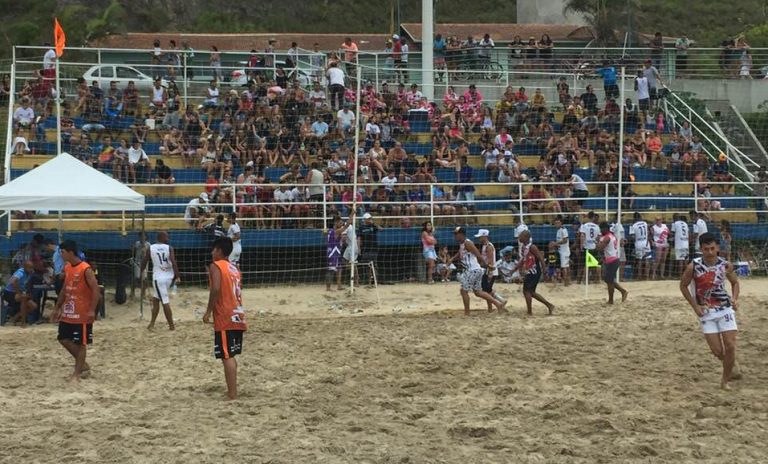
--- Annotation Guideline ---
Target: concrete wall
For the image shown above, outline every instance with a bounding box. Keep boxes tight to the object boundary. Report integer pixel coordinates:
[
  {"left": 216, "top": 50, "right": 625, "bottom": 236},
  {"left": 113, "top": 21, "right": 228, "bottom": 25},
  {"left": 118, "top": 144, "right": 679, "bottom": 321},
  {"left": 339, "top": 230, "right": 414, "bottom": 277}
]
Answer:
[
  {"left": 516, "top": 0, "right": 586, "bottom": 26},
  {"left": 671, "top": 79, "right": 768, "bottom": 113}
]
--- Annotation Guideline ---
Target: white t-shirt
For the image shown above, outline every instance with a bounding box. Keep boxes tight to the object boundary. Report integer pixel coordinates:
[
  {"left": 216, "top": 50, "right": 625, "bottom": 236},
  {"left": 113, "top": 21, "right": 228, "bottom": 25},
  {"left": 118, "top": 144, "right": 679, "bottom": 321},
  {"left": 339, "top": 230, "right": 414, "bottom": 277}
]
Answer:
[
  {"left": 381, "top": 176, "right": 398, "bottom": 191},
  {"left": 13, "top": 107, "right": 34, "bottom": 124},
  {"left": 337, "top": 109, "right": 355, "bottom": 127},
  {"left": 693, "top": 218, "right": 708, "bottom": 251},
  {"left": 327, "top": 67, "right": 345, "bottom": 86},
  {"left": 652, "top": 223, "right": 670, "bottom": 248},
  {"left": 672, "top": 220, "right": 689, "bottom": 250},
  {"left": 494, "top": 133, "right": 513, "bottom": 148},
  {"left": 556, "top": 227, "right": 570, "bottom": 256},
  {"left": 482, "top": 149, "right": 499, "bottom": 167},
  {"left": 630, "top": 221, "right": 650, "bottom": 250},
  {"left": 309, "top": 90, "right": 326, "bottom": 108},
  {"left": 149, "top": 243, "right": 174, "bottom": 281},
  {"left": 43, "top": 49, "right": 57, "bottom": 70},
  {"left": 579, "top": 222, "right": 601, "bottom": 250},
  {"left": 308, "top": 169, "right": 325, "bottom": 197},
  {"left": 227, "top": 223, "right": 241, "bottom": 245},
  {"left": 365, "top": 122, "right": 381, "bottom": 136},
  {"left": 636, "top": 76, "right": 650, "bottom": 100},
  {"left": 274, "top": 189, "right": 292, "bottom": 202},
  {"left": 128, "top": 147, "right": 148, "bottom": 164},
  {"left": 184, "top": 198, "right": 206, "bottom": 221},
  {"left": 571, "top": 174, "right": 588, "bottom": 192},
  {"left": 610, "top": 223, "right": 624, "bottom": 243},
  {"left": 401, "top": 44, "right": 409, "bottom": 62}
]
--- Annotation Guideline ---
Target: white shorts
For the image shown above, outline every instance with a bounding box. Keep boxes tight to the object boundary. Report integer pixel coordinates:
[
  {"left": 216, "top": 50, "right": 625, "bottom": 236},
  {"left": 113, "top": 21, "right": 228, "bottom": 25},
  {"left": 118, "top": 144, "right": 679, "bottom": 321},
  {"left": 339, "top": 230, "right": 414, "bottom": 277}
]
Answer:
[
  {"left": 699, "top": 307, "right": 737, "bottom": 335},
  {"left": 229, "top": 242, "right": 242, "bottom": 265},
  {"left": 152, "top": 277, "right": 173, "bottom": 305},
  {"left": 675, "top": 247, "right": 689, "bottom": 261},
  {"left": 559, "top": 252, "right": 570, "bottom": 268},
  {"left": 460, "top": 268, "right": 484, "bottom": 292},
  {"left": 635, "top": 245, "right": 651, "bottom": 260},
  {"left": 133, "top": 263, "right": 147, "bottom": 281}
]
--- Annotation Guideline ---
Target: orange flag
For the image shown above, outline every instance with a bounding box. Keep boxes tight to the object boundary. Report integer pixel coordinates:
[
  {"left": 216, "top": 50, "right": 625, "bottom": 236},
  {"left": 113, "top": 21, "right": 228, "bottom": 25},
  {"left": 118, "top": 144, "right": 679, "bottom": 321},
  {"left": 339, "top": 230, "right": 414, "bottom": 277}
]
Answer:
[{"left": 54, "top": 18, "right": 66, "bottom": 57}]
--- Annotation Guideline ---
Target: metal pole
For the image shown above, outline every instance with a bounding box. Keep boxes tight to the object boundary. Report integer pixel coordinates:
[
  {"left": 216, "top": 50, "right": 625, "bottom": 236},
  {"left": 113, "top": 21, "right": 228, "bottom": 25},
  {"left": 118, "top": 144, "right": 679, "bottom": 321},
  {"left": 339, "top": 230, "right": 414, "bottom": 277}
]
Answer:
[
  {"left": 429, "top": 182, "right": 435, "bottom": 226},
  {"left": 518, "top": 183, "right": 524, "bottom": 224},
  {"left": 55, "top": 58, "right": 62, "bottom": 155},
  {"left": 5, "top": 63, "right": 17, "bottom": 184},
  {"left": 322, "top": 184, "right": 328, "bottom": 226},
  {"left": 349, "top": 66, "right": 362, "bottom": 294},
  {"left": 616, "top": 66, "right": 626, "bottom": 284},
  {"left": 182, "top": 52, "right": 188, "bottom": 108},
  {"left": 421, "top": 0, "right": 435, "bottom": 100}
]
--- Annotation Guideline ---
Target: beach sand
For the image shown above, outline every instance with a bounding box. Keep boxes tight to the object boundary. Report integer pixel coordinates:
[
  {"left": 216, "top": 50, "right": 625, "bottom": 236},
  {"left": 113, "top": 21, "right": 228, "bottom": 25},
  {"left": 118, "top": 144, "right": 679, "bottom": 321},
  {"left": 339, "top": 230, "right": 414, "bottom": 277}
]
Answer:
[{"left": 2, "top": 278, "right": 768, "bottom": 463}]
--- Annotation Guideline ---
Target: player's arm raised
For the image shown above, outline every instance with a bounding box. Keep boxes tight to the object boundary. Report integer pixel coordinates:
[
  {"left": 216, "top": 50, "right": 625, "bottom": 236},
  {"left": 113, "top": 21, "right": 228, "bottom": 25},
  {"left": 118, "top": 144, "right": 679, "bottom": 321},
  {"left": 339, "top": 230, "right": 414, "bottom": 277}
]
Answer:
[
  {"left": 203, "top": 263, "right": 221, "bottom": 324},
  {"left": 725, "top": 262, "right": 740, "bottom": 311},
  {"left": 679, "top": 263, "right": 703, "bottom": 317}
]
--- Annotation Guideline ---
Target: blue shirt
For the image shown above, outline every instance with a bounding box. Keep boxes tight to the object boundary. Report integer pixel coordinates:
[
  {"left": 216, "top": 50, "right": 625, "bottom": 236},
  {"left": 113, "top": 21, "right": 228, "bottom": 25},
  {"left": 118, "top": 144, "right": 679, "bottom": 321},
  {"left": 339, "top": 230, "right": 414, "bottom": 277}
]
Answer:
[
  {"left": 408, "top": 189, "right": 425, "bottom": 202},
  {"left": 597, "top": 66, "right": 617, "bottom": 86},
  {"left": 311, "top": 121, "right": 329, "bottom": 136},
  {"left": 53, "top": 246, "right": 65, "bottom": 275},
  {"left": 5, "top": 268, "right": 30, "bottom": 293}
]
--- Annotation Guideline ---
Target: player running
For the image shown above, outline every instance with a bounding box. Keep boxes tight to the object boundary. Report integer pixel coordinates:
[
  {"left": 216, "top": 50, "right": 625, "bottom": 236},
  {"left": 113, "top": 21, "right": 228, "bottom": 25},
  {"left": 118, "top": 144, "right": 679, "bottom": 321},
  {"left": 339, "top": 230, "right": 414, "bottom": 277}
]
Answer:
[
  {"left": 326, "top": 215, "right": 344, "bottom": 291},
  {"left": 680, "top": 232, "right": 741, "bottom": 390},
  {"left": 629, "top": 212, "right": 651, "bottom": 280},
  {"left": 476, "top": 229, "right": 505, "bottom": 310},
  {"left": 518, "top": 230, "right": 555, "bottom": 316},
  {"left": 452, "top": 227, "right": 506, "bottom": 316},
  {"left": 142, "top": 231, "right": 179, "bottom": 331},
  {"left": 204, "top": 237, "right": 248, "bottom": 400},
  {"left": 596, "top": 222, "right": 628, "bottom": 304},
  {"left": 51, "top": 240, "right": 100, "bottom": 382}
]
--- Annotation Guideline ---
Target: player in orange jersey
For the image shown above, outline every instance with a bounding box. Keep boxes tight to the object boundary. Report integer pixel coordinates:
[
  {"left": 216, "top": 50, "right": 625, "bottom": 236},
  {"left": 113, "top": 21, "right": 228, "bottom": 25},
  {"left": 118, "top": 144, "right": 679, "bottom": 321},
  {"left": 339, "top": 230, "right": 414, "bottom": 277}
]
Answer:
[{"left": 203, "top": 237, "right": 247, "bottom": 400}]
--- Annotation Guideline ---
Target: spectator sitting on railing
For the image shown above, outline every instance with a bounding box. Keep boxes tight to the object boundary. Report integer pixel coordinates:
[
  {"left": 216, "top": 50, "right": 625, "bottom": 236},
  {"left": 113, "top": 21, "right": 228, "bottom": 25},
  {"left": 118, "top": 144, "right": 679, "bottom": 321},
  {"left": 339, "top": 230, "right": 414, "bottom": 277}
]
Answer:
[
  {"left": 712, "top": 154, "right": 733, "bottom": 194},
  {"left": 184, "top": 192, "right": 210, "bottom": 230},
  {"left": 568, "top": 172, "right": 589, "bottom": 210}
]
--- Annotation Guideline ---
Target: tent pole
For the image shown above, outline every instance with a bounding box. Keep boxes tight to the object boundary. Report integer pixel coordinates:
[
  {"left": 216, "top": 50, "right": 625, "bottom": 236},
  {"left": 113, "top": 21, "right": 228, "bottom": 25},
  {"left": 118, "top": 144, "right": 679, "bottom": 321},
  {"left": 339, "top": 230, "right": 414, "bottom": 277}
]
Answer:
[
  {"left": 57, "top": 211, "right": 63, "bottom": 243},
  {"left": 121, "top": 210, "right": 126, "bottom": 236},
  {"left": 139, "top": 213, "right": 145, "bottom": 320}
]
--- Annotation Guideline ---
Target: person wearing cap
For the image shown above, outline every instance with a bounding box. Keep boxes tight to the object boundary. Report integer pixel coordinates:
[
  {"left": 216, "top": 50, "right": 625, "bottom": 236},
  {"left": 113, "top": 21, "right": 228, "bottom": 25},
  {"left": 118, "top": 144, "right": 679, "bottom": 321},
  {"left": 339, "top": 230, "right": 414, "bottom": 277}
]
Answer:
[
  {"left": 185, "top": 192, "right": 210, "bottom": 230},
  {"left": 476, "top": 229, "right": 506, "bottom": 310},
  {"left": 452, "top": 227, "right": 506, "bottom": 316},
  {"left": 357, "top": 213, "right": 379, "bottom": 285}
]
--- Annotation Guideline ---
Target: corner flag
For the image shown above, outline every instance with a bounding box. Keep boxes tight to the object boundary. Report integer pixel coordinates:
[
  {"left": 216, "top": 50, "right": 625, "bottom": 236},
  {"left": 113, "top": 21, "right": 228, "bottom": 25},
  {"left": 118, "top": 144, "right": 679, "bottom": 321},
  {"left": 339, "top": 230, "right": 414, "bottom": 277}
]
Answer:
[
  {"left": 585, "top": 250, "right": 600, "bottom": 268},
  {"left": 54, "top": 18, "right": 66, "bottom": 57}
]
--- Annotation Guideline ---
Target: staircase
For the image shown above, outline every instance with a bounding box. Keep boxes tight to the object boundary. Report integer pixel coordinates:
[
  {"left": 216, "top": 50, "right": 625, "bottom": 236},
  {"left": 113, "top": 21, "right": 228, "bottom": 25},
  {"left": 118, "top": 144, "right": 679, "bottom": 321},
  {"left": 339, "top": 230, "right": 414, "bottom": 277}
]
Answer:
[{"left": 706, "top": 99, "right": 768, "bottom": 169}]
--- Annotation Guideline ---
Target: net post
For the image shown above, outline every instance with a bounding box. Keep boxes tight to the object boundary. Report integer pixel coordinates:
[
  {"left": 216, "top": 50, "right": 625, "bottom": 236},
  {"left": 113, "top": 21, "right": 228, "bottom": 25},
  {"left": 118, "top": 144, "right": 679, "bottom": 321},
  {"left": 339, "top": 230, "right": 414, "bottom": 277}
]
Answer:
[
  {"left": 182, "top": 52, "right": 188, "bottom": 108},
  {"left": 139, "top": 215, "right": 145, "bottom": 320},
  {"left": 517, "top": 183, "right": 524, "bottom": 224},
  {"left": 349, "top": 65, "right": 362, "bottom": 294},
  {"left": 429, "top": 181, "right": 435, "bottom": 226},
  {"left": 121, "top": 211, "right": 126, "bottom": 236},
  {"left": 616, "top": 66, "right": 626, "bottom": 283},
  {"left": 322, "top": 184, "right": 328, "bottom": 227},
  {"left": 55, "top": 58, "right": 62, "bottom": 156}
]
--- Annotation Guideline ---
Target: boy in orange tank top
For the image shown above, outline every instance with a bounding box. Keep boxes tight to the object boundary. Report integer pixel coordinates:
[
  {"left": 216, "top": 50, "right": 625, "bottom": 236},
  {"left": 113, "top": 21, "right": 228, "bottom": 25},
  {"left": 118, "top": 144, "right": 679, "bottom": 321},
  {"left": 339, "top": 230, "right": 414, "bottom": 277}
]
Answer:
[
  {"left": 51, "top": 240, "right": 101, "bottom": 383},
  {"left": 203, "top": 237, "right": 247, "bottom": 400}
]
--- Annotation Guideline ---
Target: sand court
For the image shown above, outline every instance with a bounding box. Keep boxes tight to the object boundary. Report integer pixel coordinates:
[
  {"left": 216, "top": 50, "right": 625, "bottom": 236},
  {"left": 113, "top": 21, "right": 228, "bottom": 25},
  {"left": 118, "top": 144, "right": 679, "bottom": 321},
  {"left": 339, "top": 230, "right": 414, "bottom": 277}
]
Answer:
[{"left": 2, "top": 279, "right": 768, "bottom": 463}]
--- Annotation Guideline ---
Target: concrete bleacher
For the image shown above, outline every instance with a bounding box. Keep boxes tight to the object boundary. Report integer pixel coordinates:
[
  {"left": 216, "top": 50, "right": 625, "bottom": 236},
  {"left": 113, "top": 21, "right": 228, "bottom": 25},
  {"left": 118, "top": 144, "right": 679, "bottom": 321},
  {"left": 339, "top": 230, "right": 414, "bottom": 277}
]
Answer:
[{"left": 6, "top": 110, "right": 759, "bottom": 234}]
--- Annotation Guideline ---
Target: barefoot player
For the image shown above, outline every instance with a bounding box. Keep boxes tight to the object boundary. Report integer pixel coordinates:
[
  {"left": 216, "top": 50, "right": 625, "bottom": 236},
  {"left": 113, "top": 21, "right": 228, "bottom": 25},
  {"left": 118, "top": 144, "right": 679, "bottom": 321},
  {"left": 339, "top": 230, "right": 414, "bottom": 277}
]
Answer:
[
  {"left": 680, "top": 232, "right": 741, "bottom": 390},
  {"left": 326, "top": 215, "right": 344, "bottom": 291},
  {"left": 596, "top": 222, "right": 628, "bottom": 304},
  {"left": 203, "top": 237, "right": 248, "bottom": 400},
  {"left": 143, "top": 231, "right": 179, "bottom": 331},
  {"left": 51, "top": 240, "right": 100, "bottom": 382},
  {"left": 518, "top": 230, "right": 555, "bottom": 315},
  {"left": 452, "top": 227, "right": 506, "bottom": 316}
]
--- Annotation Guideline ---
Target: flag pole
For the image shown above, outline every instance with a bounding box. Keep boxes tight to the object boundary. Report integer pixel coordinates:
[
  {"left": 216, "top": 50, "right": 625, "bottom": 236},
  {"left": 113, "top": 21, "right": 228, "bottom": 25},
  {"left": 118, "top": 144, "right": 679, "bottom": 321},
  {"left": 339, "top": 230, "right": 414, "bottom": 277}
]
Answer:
[
  {"left": 55, "top": 57, "right": 62, "bottom": 156},
  {"left": 584, "top": 251, "right": 589, "bottom": 298}
]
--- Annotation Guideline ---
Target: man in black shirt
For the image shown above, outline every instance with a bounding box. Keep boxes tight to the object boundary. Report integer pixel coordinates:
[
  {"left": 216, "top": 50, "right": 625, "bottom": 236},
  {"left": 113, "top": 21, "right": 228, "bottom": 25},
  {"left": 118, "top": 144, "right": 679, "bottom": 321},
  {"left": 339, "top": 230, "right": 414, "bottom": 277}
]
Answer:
[
  {"left": 579, "top": 85, "right": 598, "bottom": 114},
  {"left": 357, "top": 213, "right": 380, "bottom": 285},
  {"left": 153, "top": 159, "right": 175, "bottom": 184}
]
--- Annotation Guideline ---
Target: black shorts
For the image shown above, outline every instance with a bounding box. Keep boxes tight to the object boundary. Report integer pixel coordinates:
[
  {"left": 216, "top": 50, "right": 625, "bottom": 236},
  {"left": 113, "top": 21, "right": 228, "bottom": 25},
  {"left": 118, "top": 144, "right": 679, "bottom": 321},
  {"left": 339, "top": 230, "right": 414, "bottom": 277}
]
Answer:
[
  {"left": 639, "top": 98, "right": 650, "bottom": 111},
  {"left": 2, "top": 290, "right": 20, "bottom": 313},
  {"left": 603, "top": 260, "right": 620, "bottom": 284},
  {"left": 58, "top": 322, "right": 93, "bottom": 345},
  {"left": 481, "top": 274, "right": 495, "bottom": 293},
  {"left": 214, "top": 329, "right": 244, "bottom": 359},
  {"left": 649, "top": 87, "right": 658, "bottom": 101},
  {"left": 523, "top": 272, "right": 540, "bottom": 293}
]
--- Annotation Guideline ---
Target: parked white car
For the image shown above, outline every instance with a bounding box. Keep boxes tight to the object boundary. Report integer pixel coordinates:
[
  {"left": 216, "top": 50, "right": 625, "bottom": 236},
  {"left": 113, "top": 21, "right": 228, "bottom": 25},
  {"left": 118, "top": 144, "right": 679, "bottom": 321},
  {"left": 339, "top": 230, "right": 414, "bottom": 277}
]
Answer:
[{"left": 82, "top": 65, "right": 167, "bottom": 91}]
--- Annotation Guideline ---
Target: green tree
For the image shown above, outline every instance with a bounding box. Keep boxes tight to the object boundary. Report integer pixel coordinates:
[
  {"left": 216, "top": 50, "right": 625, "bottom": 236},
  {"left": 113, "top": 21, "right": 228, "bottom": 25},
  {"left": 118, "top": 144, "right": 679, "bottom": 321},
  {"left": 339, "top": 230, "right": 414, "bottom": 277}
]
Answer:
[
  {"left": 85, "top": 0, "right": 126, "bottom": 42},
  {"left": 564, "top": 0, "right": 641, "bottom": 45}
]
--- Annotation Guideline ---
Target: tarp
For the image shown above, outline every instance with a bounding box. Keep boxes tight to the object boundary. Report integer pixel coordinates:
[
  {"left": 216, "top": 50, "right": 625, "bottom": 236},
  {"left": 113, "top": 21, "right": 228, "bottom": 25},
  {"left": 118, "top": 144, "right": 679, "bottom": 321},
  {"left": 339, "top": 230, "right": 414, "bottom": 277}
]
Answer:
[{"left": 0, "top": 153, "right": 144, "bottom": 211}]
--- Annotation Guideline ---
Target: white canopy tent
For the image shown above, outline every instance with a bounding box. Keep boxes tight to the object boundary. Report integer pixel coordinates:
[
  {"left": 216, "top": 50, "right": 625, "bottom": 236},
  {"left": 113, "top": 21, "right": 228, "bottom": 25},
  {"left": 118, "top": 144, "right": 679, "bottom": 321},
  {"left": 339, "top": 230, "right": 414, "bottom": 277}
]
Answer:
[{"left": 0, "top": 153, "right": 144, "bottom": 212}]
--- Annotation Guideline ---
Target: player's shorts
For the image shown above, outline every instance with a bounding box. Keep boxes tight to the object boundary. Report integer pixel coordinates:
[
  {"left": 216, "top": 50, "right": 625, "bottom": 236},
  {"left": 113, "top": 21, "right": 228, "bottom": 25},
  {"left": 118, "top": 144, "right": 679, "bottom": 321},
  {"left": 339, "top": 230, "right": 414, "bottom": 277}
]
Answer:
[
  {"left": 603, "top": 259, "right": 620, "bottom": 284},
  {"left": 423, "top": 248, "right": 437, "bottom": 261},
  {"left": 152, "top": 277, "right": 173, "bottom": 305},
  {"left": 675, "top": 247, "right": 689, "bottom": 261},
  {"left": 481, "top": 273, "right": 495, "bottom": 293},
  {"left": 214, "top": 329, "right": 244, "bottom": 359},
  {"left": 634, "top": 246, "right": 652, "bottom": 260},
  {"left": 559, "top": 252, "right": 570, "bottom": 268},
  {"left": 328, "top": 255, "right": 341, "bottom": 272},
  {"left": 523, "top": 272, "right": 540, "bottom": 293},
  {"left": 58, "top": 322, "right": 93, "bottom": 345},
  {"left": 229, "top": 242, "right": 242, "bottom": 265},
  {"left": 639, "top": 98, "right": 650, "bottom": 111},
  {"left": 460, "top": 268, "right": 484, "bottom": 292},
  {"left": 699, "top": 307, "right": 737, "bottom": 335}
]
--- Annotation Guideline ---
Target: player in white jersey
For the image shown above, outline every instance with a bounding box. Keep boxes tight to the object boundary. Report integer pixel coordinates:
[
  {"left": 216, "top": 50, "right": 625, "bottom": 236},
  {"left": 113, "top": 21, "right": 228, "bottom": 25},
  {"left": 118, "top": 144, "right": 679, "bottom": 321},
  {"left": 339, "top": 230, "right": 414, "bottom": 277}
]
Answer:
[
  {"left": 597, "top": 222, "right": 628, "bottom": 304},
  {"left": 475, "top": 229, "right": 505, "bottom": 310},
  {"left": 610, "top": 214, "right": 627, "bottom": 280},
  {"left": 142, "top": 231, "right": 179, "bottom": 331},
  {"left": 227, "top": 212, "right": 242, "bottom": 267},
  {"left": 553, "top": 216, "right": 571, "bottom": 286},
  {"left": 578, "top": 211, "right": 601, "bottom": 284},
  {"left": 452, "top": 227, "right": 506, "bottom": 316},
  {"left": 670, "top": 214, "right": 690, "bottom": 276},
  {"left": 689, "top": 210, "right": 708, "bottom": 258},
  {"left": 629, "top": 212, "right": 651, "bottom": 280},
  {"left": 651, "top": 216, "right": 670, "bottom": 280}
]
